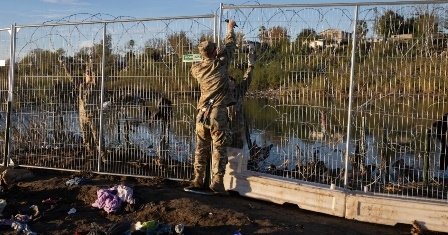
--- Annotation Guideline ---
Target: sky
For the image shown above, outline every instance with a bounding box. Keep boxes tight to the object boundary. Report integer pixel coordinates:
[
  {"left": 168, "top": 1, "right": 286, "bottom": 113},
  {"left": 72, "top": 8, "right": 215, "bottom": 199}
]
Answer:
[
  {"left": 0, "top": 0, "right": 435, "bottom": 60},
  {"left": 0, "top": 0, "right": 402, "bottom": 28}
]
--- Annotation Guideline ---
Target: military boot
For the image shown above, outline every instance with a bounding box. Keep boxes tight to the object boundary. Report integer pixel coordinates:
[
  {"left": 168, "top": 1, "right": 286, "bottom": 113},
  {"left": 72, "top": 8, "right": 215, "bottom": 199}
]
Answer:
[
  {"left": 185, "top": 176, "right": 204, "bottom": 190},
  {"left": 209, "top": 175, "right": 226, "bottom": 193}
]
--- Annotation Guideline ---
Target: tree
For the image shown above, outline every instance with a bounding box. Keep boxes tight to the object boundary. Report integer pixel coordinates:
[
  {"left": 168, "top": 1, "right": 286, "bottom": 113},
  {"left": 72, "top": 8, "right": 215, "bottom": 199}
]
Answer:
[
  {"left": 268, "top": 26, "right": 289, "bottom": 45},
  {"left": 18, "top": 48, "right": 61, "bottom": 76},
  {"left": 258, "top": 26, "right": 267, "bottom": 44},
  {"left": 374, "top": 10, "right": 405, "bottom": 38},
  {"left": 258, "top": 26, "right": 289, "bottom": 46},
  {"left": 198, "top": 33, "right": 213, "bottom": 43},
  {"left": 236, "top": 31, "right": 245, "bottom": 50},
  {"left": 294, "top": 28, "right": 318, "bottom": 55},
  {"left": 144, "top": 38, "right": 166, "bottom": 62},
  {"left": 126, "top": 39, "right": 136, "bottom": 51},
  {"left": 296, "top": 28, "right": 318, "bottom": 42},
  {"left": 167, "top": 31, "right": 192, "bottom": 56},
  {"left": 413, "top": 13, "right": 438, "bottom": 37},
  {"left": 356, "top": 20, "right": 369, "bottom": 40}
]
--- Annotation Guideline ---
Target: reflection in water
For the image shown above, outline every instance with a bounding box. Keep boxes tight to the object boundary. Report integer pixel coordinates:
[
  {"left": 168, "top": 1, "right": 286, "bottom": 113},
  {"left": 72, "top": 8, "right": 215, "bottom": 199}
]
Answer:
[
  {"left": 4, "top": 94, "right": 448, "bottom": 183},
  {"left": 242, "top": 95, "right": 447, "bottom": 180}
]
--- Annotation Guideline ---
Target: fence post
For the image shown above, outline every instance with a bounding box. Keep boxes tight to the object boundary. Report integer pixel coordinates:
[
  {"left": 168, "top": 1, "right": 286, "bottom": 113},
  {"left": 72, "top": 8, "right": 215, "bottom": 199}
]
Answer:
[
  {"left": 213, "top": 11, "right": 218, "bottom": 43},
  {"left": 97, "top": 22, "right": 107, "bottom": 172},
  {"left": 217, "top": 3, "right": 223, "bottom": 47},
  {"left": 423, "top": 128, "right": 431, "bottom": 185},
  {"left": 343, "top": 5, "right": 359, "bottom": 187},
  {"left": 3, "top": 24, "right": 16, "bottom": 168}
]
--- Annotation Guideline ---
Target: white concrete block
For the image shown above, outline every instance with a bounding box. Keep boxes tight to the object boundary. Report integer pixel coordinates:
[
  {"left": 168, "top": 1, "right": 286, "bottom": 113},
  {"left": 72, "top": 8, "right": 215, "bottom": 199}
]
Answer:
[
  {"left": 224, "top": 151, "right": 346, "bottom": 217},
  {"left": 346, "top": 194, "right": 448, "bottom": 233},
  {"left": 223, "top": 148, "right": 448, "bottom": 233}
]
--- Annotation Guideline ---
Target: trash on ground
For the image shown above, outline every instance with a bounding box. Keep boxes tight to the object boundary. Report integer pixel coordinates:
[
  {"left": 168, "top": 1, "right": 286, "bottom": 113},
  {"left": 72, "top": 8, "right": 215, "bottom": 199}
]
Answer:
[{"left": 91, "top": 185, "right": 135, "bottom": 213}]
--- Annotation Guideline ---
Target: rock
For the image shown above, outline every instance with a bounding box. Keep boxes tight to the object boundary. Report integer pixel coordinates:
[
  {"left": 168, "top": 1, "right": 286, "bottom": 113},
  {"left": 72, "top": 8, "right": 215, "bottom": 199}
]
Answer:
[{"left": 1, "top": 168, "right": 34, "bottom": 185}]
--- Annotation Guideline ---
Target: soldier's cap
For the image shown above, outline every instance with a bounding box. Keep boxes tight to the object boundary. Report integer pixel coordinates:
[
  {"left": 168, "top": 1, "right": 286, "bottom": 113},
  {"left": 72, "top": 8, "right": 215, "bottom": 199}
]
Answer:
[{"left": 198, "top": 40, "right": 216, "bottom": 58}]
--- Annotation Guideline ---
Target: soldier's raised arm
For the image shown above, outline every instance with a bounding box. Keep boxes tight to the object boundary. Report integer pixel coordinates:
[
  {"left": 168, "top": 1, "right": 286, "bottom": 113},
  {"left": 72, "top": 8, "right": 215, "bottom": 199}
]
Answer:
[
  {"left": 217, "top": 19, "right": 237, "bottom": 66},
  {"left": 239, "top": 51, "right": 256, "bottom": 95}
]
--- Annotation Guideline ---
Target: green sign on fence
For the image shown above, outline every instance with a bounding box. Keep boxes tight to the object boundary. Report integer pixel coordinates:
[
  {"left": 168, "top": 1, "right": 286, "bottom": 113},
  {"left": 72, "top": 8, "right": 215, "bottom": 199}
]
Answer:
[{"left": 182, "top": 54, "right": 202, "bottom": 62}]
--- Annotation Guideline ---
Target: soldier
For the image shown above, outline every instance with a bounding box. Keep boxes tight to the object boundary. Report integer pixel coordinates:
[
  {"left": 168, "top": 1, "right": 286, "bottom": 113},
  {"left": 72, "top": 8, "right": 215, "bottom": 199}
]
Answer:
[
  {"left": 228, "top": 53, "right": 255, "bottom": 149},
  {"left": 187, "top": 19, "right": 237, "bottom": 193}
]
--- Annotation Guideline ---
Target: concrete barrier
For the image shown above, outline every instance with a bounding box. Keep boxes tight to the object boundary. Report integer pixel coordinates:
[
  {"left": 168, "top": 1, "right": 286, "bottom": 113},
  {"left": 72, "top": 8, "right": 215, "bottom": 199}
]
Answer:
[
  {"left": 223, "top": 147, "right": 448, "bottom": 233},
  {"left": 345, "top": 193, "right": 448, "bottom": 232},
  {"left": 224, "top": 148, "right": 346, "bottom": 217}
]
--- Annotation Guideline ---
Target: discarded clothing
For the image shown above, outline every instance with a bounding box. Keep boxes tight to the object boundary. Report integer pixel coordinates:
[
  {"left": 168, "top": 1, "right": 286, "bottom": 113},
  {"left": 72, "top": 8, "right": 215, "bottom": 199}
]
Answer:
[
  {"left": 14, "top": 214, "right": 32, "bottom": 223},
  {"left": 134, "top": 220, "right": 175, "bottom": 235},
  {"left": 112, "top": 185, "right": 135, "bottom": 204},
  {"left": 11, "top": 221, "right": 36, "bottom": 235},
  {"left": 0, "top": 199, "right": 6, "bottom": 216},
  {"left": 91, "top": 188, "right": 122, "bottom": 214},
  {"left": 135, "top": 220, "right": 158, "bottom": 231},
  {"left": 91, "top": 185, "right": 135, "bottom": 213},
  {"left": 0, "top": 219, "right": 13, "bottom": 226},
  {"left": 66, "top": 177, "right": 90, "bottom": 186}
]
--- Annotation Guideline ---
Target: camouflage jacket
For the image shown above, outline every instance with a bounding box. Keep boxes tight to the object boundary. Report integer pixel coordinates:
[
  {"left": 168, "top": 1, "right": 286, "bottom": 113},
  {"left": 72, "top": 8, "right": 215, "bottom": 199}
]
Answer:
[{"left": 191, "top": 28, "right": 236, "bottom": 109}]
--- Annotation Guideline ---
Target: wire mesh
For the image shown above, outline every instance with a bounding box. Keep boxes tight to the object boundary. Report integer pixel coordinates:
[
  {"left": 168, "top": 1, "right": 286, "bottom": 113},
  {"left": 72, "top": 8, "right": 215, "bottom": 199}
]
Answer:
[
  {"left": 221, "top": 2, "right": 448, "bottom": 200},
  {"left": 222, "top": 4, "right": 356, "bottom": 188},
  {"left": 354, "top": 4, "right": 448, "bottom": 200},
  {"left": 8, "top": 15, "right": 215, "bottom": 180},
  {"left": 102, "top": 18, "right": 214, "bottom": 179},
  {"left": 1, "top": 1, "right": 448, "bottom": 201},
  {"left": 0, "top": 28, "right": 10, "bottom": 166}
]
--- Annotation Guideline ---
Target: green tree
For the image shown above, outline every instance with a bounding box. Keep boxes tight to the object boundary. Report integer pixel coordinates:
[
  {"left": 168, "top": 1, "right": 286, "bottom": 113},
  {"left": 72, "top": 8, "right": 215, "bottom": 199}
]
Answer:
[
  {"left": 374, "top": 10, "right": 405, "bottom": 38},
  {"left": 258, "top": 26, "right": 267, "bottom": 44},
  {"left": 294, "top": 28, "right": 318, "bottom": 55},
  {"left": 167, "top": 31, "right": 192, "bottom": 56},
  {"left": 126, "top": 39, "right": 135, "bottom": 51},
  {"left": 144, "top": 38, "right": 166, "bottom": 61},
  {"left": 18, "top": 48, "right": 61, "bottom": 76},
  {"left": 296, "top": 28, "right": 318, "bottom": 41},
  {"left": 413, "top": 13, "right": 438, "bottom": 37},
  {"left": 356, "top": 20, "right": 369, "bottom": 40},
  {"left": 74, "top": 34, "right": 114, "bottom": 77},
  {"left": 198, "top": 33, "right": 213, "bottom": 43},
  {"left": 268, "top": 26, "right": 289, "bottom": 45}
]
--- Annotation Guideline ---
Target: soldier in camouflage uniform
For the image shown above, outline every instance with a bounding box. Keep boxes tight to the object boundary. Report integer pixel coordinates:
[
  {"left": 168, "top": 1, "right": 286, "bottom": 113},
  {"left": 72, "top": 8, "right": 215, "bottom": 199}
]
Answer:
[
  {"left": 228, "top": 55, "right": 255, "bottom": 149},
  {"left": 187, "top": 19, "right": 237, "bottom": 193}
]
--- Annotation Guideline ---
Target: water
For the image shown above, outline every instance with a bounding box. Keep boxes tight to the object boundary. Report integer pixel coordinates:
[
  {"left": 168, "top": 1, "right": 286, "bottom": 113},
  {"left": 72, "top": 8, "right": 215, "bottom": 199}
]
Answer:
[{"left": 3, "top": 94, "right": 447, "bottom": 173}]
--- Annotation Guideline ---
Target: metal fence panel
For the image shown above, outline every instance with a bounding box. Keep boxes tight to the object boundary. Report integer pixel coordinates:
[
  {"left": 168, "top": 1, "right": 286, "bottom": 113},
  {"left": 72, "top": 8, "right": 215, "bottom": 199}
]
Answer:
[
  {"left": 221, "top": 1, "right": 448, "bottom": 200},
  {"left": 354, "top": 3, "right": 448, "bottom": 199},
  {"left": 103, "top": 17, "right": 214, "bottom": 179},
  {"left": 11, "top": 23, "right": 105, "bottom": 171},
  {"left": 221, "top": 3, "right": 356, "bottom": 188},
  {"left": 8, "top": 15, "right": 215, "bottom": 180},
  {"left": 0, "top": 28, "right": 10, "bottom": 166}
]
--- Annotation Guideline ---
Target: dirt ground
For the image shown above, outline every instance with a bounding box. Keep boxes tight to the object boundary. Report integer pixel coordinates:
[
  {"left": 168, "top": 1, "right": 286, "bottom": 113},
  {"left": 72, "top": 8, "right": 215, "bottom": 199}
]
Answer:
[{"left": 0, "top": 168, "right": 443, "bottom": 235}]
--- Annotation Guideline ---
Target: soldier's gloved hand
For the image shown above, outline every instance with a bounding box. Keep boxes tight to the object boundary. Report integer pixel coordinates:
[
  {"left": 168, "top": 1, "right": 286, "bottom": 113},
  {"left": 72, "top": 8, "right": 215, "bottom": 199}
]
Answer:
[{"left": 226, "top": 19, "right": 237, "bottom": 31}]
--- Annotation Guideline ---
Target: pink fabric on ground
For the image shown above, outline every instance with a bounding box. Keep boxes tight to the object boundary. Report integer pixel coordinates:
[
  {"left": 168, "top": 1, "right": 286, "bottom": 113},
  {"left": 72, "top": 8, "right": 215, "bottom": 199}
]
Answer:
[
  {"left": 91, "top": 188, "right": 122, "bottom": 213},
  {"left": 92, "top": 185, "right": 134, "bottom": 213}
]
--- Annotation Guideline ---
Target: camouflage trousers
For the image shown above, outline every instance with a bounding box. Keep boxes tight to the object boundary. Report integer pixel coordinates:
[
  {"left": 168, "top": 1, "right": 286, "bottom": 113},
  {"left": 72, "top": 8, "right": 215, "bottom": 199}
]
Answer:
[{"left": 194, "top": 106, "right": 230, "bottom": 181}]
